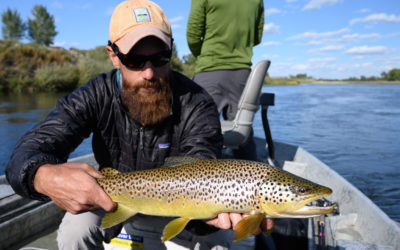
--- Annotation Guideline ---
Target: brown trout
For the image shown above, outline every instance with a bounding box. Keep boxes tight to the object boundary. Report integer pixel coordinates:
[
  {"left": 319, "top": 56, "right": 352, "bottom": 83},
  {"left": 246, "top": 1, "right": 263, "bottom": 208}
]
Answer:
[{"left": 97, "top": 156, "right": 334, "bottom": 242}]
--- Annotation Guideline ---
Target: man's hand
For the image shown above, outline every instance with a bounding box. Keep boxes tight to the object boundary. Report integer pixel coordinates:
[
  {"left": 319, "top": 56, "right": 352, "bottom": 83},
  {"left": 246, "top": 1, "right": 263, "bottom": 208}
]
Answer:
[
  {"left": 205, "top": 212, "right": 273, "bottom": 235},
  {"left": 33, "top": 162, "right": 117, "bottom": 214}
]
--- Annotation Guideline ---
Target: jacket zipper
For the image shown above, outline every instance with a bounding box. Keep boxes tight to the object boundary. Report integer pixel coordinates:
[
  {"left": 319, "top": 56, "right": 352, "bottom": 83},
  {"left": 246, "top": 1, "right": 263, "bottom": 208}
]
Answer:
[{"left": 136, "top": 127, "right": 144, "bottom": 168}]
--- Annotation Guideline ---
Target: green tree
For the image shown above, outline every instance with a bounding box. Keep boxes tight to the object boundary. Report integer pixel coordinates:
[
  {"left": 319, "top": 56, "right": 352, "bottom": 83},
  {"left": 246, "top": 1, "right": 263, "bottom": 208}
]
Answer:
[
  {"left": 295, "top": 73, "right": 308, "bottom": 79},
  {"left": 1, "top": 8, "right": 26, "bottom": 41},
  {"left": 182, "top": 53, "right": 196, "bottom": 65},
  {"left": 170, "top": 43, "right": 184, "bottom": 73},
  {"left": 380, "top": 71, "right": 388, "bottom": 80},
  {"left": 387, "top": 68, "right": 400, "bottom": 81},
  {"left": 27, "top": 5, "right": 57, "bottom": 46},
  {"left": 181, "top": 53, "right": 196, "bottom": 79}
]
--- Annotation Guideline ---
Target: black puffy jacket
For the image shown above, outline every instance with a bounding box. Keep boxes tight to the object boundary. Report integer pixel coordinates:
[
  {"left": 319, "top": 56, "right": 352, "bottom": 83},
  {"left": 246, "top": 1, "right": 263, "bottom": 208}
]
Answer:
[{"left": 6, "top": 69, "right": 223, "bottom": 200}]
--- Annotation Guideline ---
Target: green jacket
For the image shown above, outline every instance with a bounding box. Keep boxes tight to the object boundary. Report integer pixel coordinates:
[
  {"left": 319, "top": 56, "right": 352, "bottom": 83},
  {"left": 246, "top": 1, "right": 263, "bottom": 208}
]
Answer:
[{"left": 187, "top": 0, "right": 264, "bottom": 73}]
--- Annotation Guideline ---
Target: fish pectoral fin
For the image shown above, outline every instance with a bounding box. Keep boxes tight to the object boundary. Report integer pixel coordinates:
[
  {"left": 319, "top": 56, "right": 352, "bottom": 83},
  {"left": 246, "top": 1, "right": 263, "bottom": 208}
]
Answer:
[
  {"left": 233, "top": 213, "right": 265, "bottom": 242},
  {"left": 101, "top": 203, "right": 137, "bottom": 229},
  {"left": 162, "top": 216, "right": 191, "bottom": 242}
]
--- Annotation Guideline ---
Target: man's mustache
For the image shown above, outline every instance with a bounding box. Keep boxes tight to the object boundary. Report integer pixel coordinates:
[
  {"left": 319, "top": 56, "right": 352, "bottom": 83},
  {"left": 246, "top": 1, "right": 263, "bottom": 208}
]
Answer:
[
  {"left": 137, "top": 81, "right": 161, "bottom": 89},
  {"left": 127, "top": 80, "right": 162, "bottom": 93},
  {"left": 138, "top": 81, "right": 160, "bottom": 88}
]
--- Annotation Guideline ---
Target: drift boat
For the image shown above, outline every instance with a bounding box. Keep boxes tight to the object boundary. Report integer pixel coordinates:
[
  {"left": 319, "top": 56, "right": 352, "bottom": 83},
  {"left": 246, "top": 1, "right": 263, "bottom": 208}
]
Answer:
[
  {"left": 1, "top": 138, "right": 399, "bottom": 249},
  {"left": 1, "top": 60, "right": 399, "bottom": 249}
]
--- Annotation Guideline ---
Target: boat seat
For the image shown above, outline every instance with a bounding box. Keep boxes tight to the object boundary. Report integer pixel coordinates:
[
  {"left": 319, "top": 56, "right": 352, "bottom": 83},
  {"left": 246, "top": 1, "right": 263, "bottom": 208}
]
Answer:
[{"left": 221, "top": 60, "right": 271, "bottom": 148}]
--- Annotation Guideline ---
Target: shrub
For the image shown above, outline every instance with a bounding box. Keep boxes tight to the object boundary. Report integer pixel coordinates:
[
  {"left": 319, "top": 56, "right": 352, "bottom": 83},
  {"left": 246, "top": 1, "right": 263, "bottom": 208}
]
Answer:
[
  {"left": 77, "top": 58, "right": 113, "bottom": 86},
  {"left": 387, "top": 68, "right": 400, "bottom": 81},
  {"left": 0, "top": 40, "right": 75, "bottom": 92},
  {"left": 34, "top": 63, "right": 79, "bottom": 91},
  {"left": 85, "top": 45, "right": 110, "bottom": 62}
]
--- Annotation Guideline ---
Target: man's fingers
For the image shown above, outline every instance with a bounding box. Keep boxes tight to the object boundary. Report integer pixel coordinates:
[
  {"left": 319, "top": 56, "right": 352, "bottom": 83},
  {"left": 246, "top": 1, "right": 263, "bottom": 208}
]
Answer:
[
  {"left": 73, "top": 163, "right": 104, "bottom": 179},
  {"left": 74, "top": 163, "right": 113, "bottom": 210},
  {"left": 217, "top": 213, "right": 232, "bottom": 229},
  {"left": 229, "top": 213, "right": 243, "bottom": 228},
  {"left": 86, "top": 169, "right": 104, "bottom": 179},
  {"left": 94, "top": 188, "right": 117, "bottom": 212},
  {"left": 53, "top": 197, "right": 93, "bottom": 214},
  {"left": 262, "top": 218, "right": 274, "bottom": 231},
  {"left": 204, "top": 216, "right": 218, "bottom": 227},
  {"left": 205, "top": 213, "right": 270, "bottom": 234},
  {"left": 36, "top": 162, "right": 114, "bottom": 214}
]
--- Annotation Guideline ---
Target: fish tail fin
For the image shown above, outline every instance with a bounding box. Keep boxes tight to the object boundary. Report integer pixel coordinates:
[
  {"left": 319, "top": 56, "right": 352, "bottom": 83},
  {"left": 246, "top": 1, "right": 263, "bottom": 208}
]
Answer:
[
  {"left": 101, "top": 168, "right": 121, "bottom": 178},
  {"left": 101, "top": 203, "right": 137, "bottom": 228},
  {"left": 162, "top": 217, "right": 191, "bottom": 242},
  {"left": 233, "top": 213, "right": 265, "bottom": 242}
]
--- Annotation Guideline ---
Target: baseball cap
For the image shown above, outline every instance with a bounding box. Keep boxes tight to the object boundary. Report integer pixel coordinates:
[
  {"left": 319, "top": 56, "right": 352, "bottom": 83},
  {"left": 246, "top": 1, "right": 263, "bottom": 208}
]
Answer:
[{"left": 109, "top": 0, "right": 172, "bottom": 54}]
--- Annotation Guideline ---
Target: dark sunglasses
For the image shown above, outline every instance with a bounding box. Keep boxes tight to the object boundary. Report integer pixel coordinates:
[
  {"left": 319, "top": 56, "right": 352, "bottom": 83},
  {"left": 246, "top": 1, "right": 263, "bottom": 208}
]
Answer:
[{"left": 108, "top": 41, "right": 172, "bottom": 69}]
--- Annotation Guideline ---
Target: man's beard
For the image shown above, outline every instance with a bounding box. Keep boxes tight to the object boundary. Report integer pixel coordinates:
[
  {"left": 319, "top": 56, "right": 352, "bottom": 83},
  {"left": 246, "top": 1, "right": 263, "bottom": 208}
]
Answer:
[{"left": 121, "top": 74, "right": 172, "bottom": 126}]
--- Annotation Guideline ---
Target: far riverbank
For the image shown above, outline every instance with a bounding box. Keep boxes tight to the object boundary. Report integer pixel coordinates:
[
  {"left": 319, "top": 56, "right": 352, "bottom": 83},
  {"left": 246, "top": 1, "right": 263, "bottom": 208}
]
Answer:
[
  {"left": 305, "top": 80, "right": 400, "bottom": 84},
  {"left": 264, "top": 78, "right": 400, "bottom": 85}
]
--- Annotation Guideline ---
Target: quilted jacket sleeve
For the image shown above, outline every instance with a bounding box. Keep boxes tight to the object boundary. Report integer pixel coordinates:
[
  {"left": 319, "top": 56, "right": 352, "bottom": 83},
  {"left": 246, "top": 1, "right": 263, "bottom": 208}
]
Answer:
[{"left": 5, "top": 77, "right": 104, "bottom": 200}]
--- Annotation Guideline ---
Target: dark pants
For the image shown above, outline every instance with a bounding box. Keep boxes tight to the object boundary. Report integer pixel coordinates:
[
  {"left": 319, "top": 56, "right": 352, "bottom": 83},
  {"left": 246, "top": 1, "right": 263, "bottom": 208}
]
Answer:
[{"left": 193, "top": 69, "right": 257, "bottom": 160}]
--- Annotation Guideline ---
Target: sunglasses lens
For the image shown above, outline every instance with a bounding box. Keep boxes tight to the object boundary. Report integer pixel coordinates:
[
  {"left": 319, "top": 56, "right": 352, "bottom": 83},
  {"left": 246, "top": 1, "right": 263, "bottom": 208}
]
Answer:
[
  {"left": 151, "top": 53, "right": 171, "bottom": 67},
  {"left": 110, "top": 42, "right": 171, "bottom": 69},
  {"left": 125, "top": 57, "right": 145, "bottom": 69},
  {"left": 125, "top": 51, "right": 171, "bottom": 69}
]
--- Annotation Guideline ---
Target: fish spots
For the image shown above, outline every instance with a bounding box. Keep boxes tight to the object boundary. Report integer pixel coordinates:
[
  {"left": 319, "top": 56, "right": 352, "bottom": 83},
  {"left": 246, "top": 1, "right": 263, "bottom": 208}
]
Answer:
[{"left": 97, "top": 158, "right": 329, "bottom": 217}]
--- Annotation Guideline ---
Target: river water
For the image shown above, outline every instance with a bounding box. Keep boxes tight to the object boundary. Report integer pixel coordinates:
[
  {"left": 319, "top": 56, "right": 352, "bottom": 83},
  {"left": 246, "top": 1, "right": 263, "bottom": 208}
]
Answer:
[{"left": 0, "top": 84, "right": 399, "bottom": 221}]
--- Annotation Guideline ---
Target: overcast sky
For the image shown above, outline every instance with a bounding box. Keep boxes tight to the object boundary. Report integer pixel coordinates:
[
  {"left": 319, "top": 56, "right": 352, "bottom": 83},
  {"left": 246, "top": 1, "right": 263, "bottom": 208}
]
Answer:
[{"left": 1, "top": 0, "right": 399, "bottom": 79}]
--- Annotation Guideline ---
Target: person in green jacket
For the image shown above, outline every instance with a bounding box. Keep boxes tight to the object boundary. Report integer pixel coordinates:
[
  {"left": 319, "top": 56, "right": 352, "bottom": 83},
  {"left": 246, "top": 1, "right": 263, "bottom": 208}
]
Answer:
[{"left": 187, "top": 0, "right": 264, "bottom": 160}]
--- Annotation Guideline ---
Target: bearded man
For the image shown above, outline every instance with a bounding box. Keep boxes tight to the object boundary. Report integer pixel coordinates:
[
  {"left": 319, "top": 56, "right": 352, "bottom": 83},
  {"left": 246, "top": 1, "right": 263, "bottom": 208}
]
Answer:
[{"left": 6, "top": 0, "right": 272, "bottom": 249}]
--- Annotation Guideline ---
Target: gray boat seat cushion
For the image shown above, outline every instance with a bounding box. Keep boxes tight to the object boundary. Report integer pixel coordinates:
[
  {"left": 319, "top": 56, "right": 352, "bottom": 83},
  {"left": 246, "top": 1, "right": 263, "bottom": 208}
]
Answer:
[{"left": 221, "top": 60, "right": 271, "bottom": 148}]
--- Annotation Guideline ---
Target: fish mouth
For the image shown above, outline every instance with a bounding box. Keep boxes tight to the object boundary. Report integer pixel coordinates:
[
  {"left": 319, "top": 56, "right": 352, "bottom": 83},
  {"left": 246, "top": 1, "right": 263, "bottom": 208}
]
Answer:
[
  {"left": 264, "top": 202, "right": 335, "bottom": 218},
  {"left": 283, "top": 194, "right": 336, "bottom": 218},
  {"left": 262, "top": 195, "right": 336, "bottom": 218},
  {"left": 284, "top": 202, "right": 335, "bottom": 218}
]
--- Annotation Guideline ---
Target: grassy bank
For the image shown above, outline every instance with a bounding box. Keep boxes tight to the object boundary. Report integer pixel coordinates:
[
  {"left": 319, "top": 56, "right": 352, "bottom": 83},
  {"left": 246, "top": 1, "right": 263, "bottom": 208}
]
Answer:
[
  {"left": 305, "top": 79, "right": 400, "bottom": 84},
  {"left": 0, "top": 41, "right": 195, "bottom": 93},
  {"left": 263, "top": 76, "right": 300, "bottom": 85},
  {"left": 264, "top": 77, "right": 400, "bottom": 86},
  {"left": 2, "top": 40, "right": 398, "bottom": 92},
  {"left": 0, "top": 40, "right": 114, "bottom": 92}
]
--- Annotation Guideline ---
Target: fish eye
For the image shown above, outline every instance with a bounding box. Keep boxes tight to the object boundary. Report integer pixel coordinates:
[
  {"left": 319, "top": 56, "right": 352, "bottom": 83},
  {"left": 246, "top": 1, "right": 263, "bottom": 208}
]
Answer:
[
  {"left": 289, "top": 185, "right": 311, "bottom": 195},
  {"left": 296, "top": 186, "right": 310, "bottom": 194}
]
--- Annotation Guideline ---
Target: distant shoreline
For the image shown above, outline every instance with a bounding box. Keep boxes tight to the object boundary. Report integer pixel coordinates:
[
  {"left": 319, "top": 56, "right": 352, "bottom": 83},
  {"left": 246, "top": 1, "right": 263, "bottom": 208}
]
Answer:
[
  {"left": 305, "top": 80, "right": 400, "bottom": 84},
  {"left": 265, "top": 79, "right": 400, "bottom": 85}
]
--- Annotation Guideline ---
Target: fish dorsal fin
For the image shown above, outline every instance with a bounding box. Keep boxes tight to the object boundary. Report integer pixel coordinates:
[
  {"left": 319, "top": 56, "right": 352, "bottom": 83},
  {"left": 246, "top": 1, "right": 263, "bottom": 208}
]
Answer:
[
  {"left": 101, "top": 203, "right": 137, "bottom": 229},
  {"left": 163, "top": 156, "right": 201, "bottom": 167},
  {"left": 101, "top": 168, "right": 121, "bottom": 178},
  {"left": 233, "top": 212, "right": 266, "bottom": 242},
  {"left": 162, "top": 216, "right": 191, "bottom": 242}
]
